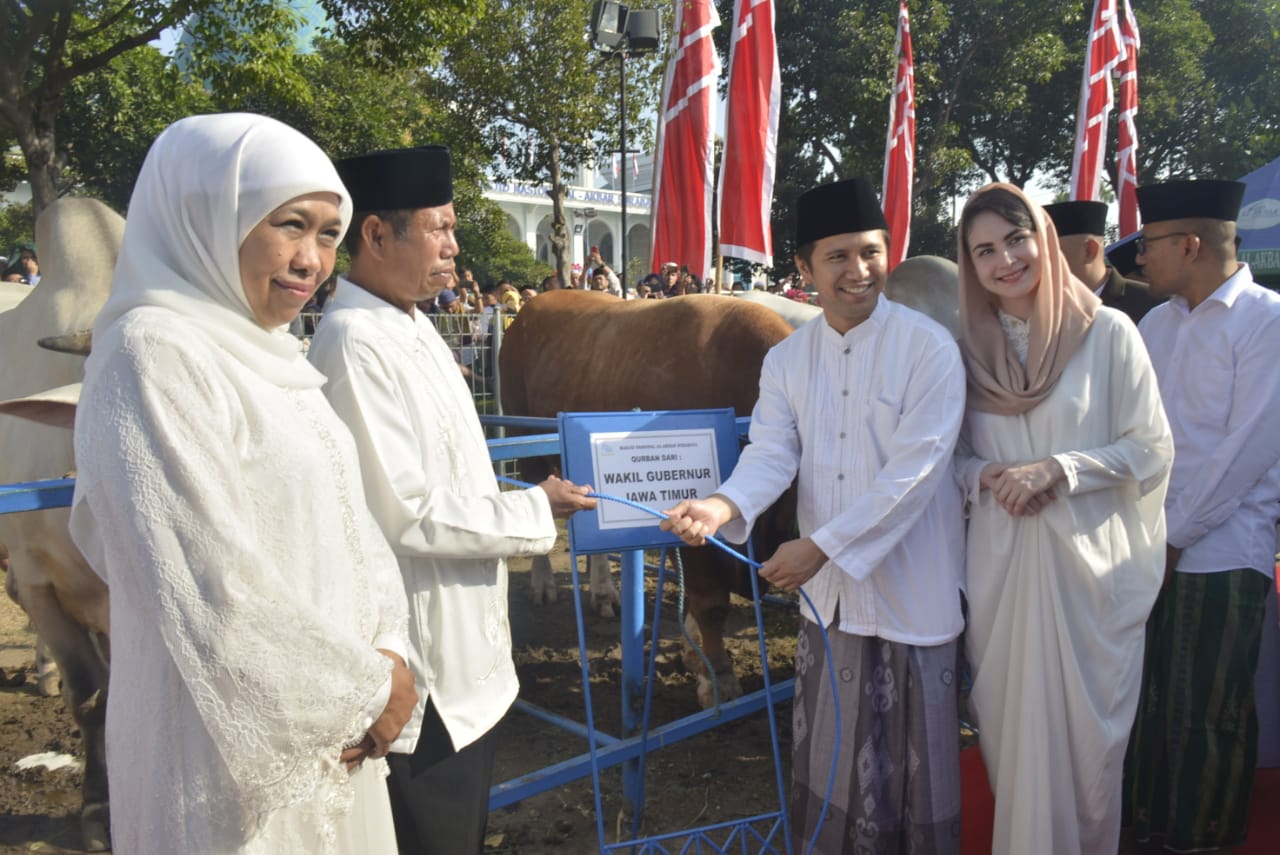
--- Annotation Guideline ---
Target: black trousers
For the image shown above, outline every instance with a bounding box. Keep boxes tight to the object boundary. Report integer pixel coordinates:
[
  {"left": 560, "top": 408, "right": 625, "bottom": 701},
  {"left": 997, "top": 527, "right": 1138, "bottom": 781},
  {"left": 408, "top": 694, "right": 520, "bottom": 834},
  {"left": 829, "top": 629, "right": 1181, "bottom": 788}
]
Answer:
[{"left": 386, "top": 698, "right": 498, "bottom": 855}]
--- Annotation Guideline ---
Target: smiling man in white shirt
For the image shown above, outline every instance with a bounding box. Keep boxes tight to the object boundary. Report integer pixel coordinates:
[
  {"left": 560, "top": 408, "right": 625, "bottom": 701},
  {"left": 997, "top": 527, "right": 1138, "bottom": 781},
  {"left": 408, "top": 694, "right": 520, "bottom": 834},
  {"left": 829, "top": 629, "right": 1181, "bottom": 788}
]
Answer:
[
  {"left": 662, "top": 177, "right": 966, "bottom": 855},
  {"left": 1124, "top": 179, "right": 1280, "bottom": 855},
  {"left": 307, "top": 146, "right": 596, "bottom": 855}
]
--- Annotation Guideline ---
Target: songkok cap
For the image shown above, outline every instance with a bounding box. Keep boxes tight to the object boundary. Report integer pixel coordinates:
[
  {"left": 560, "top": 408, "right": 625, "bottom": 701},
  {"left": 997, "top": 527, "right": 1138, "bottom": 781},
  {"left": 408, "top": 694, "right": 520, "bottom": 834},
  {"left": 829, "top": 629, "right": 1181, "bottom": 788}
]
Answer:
[
  {"left": 1043, "top": 200, "right": 1107, "bottom": 237},
  {"left": 795, "top": 177, "right": 888, "bottom": 248},
  {"left": 437, "top": 288, "right": 458, "bottom": 305},
  {"left": 335, "top": 145, "right": 452, "bottom": 212},
  {"left": 1136, "top": 179, "right": 1246, "bottom": 224},
  {"left": 1105, "top": 233, "right": 1141, "bottom": 277}
]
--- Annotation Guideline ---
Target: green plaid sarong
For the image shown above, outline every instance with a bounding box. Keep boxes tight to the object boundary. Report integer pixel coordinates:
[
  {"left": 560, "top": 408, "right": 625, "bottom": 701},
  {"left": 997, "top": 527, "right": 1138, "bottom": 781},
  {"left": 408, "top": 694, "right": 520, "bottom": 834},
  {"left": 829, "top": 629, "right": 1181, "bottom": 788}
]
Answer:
[{"left": 1123, "top": 568, "right": 1270, "bottom": 852}]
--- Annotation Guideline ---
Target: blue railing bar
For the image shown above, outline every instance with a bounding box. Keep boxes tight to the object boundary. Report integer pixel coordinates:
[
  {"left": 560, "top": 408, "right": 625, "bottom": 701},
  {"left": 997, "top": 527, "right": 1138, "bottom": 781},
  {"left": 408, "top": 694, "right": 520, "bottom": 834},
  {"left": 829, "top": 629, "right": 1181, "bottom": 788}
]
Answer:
[
  {"left": 480, "top": 413, "right": 753, "bottom": 437},
  {"left": 601, "top": 812, "right": 787, "bottom": 854},
  {"left": 511, "top": 699, "right": 621, "bottom": 747},
  {"left": 488, "top": 677, "right": 795, "bottom": 810},
  {"left": 0, "top": 478, "right": 75, "bottom": 515},
  {"left": 479, "top": 414, "right": 559, "bottom": 430},
  {"left": 486, "top": 434, "right": 561, "bottom": 461}
]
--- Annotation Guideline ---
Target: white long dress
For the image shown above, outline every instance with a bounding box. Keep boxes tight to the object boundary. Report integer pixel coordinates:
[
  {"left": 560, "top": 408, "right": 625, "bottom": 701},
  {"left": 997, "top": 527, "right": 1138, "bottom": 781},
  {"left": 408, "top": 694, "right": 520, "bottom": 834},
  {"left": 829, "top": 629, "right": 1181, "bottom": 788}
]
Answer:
[
  {"left": 956, "top": 308, "right": 1172, "bottom": 855},
  {"left": 70, "top": 309, "right": 408, "bottom": 854}
]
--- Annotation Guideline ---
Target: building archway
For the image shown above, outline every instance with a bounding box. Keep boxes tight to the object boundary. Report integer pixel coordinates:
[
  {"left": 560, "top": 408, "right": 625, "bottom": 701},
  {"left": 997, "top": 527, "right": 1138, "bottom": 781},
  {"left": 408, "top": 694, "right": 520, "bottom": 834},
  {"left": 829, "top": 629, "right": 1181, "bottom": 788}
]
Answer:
[
  {"left": 504, "top": 213, "right": 523, "bottom": 244},
  {"left": 625, "top": 223, "right": 651, "bottom": 284}
]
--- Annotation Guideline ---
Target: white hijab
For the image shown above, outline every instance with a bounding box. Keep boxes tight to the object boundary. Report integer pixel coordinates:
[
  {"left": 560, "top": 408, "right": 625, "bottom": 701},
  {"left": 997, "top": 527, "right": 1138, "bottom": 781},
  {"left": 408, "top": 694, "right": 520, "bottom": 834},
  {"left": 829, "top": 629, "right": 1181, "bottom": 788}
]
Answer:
[{"left": 92, "top": 112, "right": 352, "bottom": 388}]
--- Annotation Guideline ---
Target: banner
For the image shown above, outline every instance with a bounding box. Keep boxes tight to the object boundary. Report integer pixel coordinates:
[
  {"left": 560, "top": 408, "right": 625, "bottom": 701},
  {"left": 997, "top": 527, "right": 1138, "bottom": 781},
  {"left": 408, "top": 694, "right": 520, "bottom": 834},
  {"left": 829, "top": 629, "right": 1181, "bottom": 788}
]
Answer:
[
  {"left": 882, "top": 0, "right": 915, "bottom": 270},
  {"left": 716, "top": 0, "right": 780, "bottom": 266},
  {"left": 650, "top": 0, "right": 721, "bottom": 277},
  {"left": 1116, "top": 1, "right": 1141, "bottom": 235},
  {"left": 1070, "top": 0, "right": 1124, "bottom": 201}
]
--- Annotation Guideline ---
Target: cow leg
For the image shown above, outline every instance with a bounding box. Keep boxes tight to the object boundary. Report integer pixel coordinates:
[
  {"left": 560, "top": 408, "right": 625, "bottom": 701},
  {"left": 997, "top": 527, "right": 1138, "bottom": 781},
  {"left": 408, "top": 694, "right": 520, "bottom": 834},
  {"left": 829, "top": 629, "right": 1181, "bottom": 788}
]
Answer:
[
  {"left": 586, "top": 553, "right": 619, "bottom": 618},
  {"left": 528, "top": 553, "right": 558, "bottom": 605},
  {"left": 680, "top": 587, "right": 743, "bottom": 710},
  {"left": 18, "top": 584, "right": 111, "bottom": 851},
  {"left": 35, "top": 637, "right": 60, "bottom": 696}
]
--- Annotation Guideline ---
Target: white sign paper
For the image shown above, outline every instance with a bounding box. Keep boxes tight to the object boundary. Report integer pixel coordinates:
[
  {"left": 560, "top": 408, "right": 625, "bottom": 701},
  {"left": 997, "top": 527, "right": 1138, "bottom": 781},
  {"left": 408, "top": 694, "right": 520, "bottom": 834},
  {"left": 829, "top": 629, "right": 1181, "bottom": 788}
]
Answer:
[{"left": 589, "top": 428, "right": 722, "bottom": 530}]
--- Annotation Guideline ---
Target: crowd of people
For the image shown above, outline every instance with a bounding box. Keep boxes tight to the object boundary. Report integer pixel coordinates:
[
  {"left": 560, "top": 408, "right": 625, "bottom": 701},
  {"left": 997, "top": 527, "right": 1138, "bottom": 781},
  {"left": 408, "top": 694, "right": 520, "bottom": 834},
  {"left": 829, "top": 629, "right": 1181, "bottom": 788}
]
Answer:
[{"left": 50, "top": 107, "right": 1276, "bottom": 855}]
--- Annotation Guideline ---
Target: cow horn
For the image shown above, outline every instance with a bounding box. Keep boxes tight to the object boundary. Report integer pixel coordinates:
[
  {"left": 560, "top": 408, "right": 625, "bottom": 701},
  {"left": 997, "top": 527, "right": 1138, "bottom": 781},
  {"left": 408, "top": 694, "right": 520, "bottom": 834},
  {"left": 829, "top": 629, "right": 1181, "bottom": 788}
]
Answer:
[{"left": 38, "top": 330, "right": 93, "bottom": 355}]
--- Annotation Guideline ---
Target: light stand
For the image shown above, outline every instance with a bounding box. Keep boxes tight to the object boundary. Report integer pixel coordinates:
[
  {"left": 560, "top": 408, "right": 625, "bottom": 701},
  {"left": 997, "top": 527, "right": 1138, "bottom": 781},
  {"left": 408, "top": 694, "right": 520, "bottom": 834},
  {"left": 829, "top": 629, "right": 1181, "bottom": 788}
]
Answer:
[{"left": 591, "top": 2, "right": 658, "bottom": 298}]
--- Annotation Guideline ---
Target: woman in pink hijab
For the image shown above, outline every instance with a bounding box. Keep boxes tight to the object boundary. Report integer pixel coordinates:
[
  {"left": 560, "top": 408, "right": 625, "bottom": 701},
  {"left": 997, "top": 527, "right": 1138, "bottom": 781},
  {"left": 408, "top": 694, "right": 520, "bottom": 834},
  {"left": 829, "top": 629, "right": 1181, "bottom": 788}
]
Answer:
[{"left": 955, "top": 183, "right": 1172, "bottom": 855}]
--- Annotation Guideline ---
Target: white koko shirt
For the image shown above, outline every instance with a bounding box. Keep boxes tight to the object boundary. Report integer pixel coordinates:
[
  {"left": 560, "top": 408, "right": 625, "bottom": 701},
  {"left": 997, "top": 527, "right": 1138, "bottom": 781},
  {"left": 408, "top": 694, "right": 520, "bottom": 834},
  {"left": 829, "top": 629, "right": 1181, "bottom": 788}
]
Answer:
[
  {"left": 309, "top": 278, "right": 558, "bottom": 752},
  {"left": 716, "top": 296, "right": 967, "bottom": 645},
  {"left": 1139, "top": 264, "right": 1280, "bottom": 578}
]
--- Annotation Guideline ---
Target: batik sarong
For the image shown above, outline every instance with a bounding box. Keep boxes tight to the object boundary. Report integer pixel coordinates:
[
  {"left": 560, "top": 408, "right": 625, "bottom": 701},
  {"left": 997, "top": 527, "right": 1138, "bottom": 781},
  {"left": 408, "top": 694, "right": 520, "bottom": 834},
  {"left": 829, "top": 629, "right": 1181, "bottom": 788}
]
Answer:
[
  {"left": 1124, "top": 568, "right": 1270, "bottom": 852},
  {"left": 790, "top": 620, "right": 962, "bottom": 855}
]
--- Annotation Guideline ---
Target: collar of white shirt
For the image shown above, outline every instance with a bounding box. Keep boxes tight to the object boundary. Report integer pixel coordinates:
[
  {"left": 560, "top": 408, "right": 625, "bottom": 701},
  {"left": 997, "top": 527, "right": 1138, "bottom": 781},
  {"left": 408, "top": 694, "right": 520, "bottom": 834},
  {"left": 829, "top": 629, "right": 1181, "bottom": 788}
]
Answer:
[
  {"left": 328, "top": 276, "right": 422, "bottom": 337},
  {"left": 1168, "top": 263, "right": 1253, "bottom": 315}
]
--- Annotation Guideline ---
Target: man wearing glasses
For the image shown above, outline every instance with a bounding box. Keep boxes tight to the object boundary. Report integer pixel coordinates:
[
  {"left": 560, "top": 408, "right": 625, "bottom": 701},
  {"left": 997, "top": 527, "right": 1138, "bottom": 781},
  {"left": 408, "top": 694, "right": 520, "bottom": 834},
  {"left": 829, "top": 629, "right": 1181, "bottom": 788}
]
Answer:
[{"left": 1124, "top": 179, "right": 1280, "bottom": 855}]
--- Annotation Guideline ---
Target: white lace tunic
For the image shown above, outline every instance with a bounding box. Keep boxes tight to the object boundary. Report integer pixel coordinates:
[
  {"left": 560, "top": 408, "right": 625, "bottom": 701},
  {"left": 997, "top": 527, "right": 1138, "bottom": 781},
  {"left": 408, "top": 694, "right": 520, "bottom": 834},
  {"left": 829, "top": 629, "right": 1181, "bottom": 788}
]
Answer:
[{"left": 71, "top": 309, "right": 409, "bottom": 854}]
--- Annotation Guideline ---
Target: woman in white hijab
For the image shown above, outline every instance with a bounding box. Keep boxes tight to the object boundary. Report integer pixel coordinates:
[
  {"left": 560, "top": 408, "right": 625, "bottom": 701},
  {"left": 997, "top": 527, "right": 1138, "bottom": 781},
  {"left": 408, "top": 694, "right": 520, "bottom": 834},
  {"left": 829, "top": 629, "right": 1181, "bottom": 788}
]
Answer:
[{"left": 69, "top": 113, "right": 416, "bottom": 854}]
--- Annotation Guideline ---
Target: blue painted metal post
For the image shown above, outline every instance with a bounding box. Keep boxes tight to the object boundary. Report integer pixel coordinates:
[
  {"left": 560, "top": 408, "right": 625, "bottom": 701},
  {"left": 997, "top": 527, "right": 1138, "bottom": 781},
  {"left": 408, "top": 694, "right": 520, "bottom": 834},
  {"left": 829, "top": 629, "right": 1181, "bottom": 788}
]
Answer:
[{"left": 619, "top": 548, "right": 646, "bottom": 817}]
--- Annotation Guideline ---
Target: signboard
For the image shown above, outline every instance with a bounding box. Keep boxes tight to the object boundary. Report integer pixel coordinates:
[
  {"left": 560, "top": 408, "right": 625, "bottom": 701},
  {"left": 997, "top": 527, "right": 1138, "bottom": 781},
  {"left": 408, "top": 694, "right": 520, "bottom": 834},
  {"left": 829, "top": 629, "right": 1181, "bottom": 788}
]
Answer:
[{"left": 558, "top": 409, "right": 740, "bottom": 554}]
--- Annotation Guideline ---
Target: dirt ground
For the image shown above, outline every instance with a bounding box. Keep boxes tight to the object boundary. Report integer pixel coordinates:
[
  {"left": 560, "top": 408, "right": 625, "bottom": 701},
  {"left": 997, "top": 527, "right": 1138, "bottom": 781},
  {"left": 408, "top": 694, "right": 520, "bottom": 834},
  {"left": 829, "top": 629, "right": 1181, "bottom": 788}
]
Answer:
[{"left": 0, "top": 538, "right": 799, "bottom": 854}]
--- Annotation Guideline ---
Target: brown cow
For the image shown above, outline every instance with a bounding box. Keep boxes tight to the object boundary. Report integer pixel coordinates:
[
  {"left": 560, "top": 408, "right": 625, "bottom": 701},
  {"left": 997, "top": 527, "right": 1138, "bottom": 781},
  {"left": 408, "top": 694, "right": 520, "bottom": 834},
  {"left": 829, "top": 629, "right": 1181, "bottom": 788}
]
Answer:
[{"left": 500, "top": 290, "right": 795, "bottom": 708}]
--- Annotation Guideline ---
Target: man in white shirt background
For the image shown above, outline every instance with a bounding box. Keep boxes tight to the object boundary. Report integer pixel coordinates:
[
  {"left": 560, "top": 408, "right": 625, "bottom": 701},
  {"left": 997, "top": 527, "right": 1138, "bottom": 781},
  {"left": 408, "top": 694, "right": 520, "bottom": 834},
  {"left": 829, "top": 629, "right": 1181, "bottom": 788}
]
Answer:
[
  {"left": 1124, "top": 179, "right": 1280, "bottom": 855},
  {"left": 662, "top": 177, "right": 967, "bottom": 854},
  {"left": 307, "top": 145, "right": 597, "bottom": 855}
]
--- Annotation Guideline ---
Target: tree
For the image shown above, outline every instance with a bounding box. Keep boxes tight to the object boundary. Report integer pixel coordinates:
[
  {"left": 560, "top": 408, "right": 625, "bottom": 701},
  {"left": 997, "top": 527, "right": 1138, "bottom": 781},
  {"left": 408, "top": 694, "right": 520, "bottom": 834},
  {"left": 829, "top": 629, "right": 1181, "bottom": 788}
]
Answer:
[
  {"left": 0, "top": 0, "right": 486, "bottom": 222},
  {"left": 57, "top": 44, "right": 213, "bottom": 213},
  {"left": 425, "top": 0, "right": 670, "bottom": 289}
]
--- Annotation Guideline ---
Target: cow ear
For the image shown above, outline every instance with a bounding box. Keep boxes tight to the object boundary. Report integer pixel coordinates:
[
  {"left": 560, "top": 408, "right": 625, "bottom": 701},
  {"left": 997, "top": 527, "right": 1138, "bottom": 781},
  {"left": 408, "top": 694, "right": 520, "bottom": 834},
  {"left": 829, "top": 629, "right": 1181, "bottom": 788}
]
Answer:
[{"left": 0, "top": 383, "right": 81, "bottom": 430}]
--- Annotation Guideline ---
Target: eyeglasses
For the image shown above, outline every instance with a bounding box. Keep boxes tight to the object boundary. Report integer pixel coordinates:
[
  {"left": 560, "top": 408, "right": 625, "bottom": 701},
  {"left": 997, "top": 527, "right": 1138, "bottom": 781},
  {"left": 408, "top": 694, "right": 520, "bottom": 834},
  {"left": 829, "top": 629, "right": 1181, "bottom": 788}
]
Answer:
[{"left": 1135, "top": 231, "right": 1191, "bottom": 254}]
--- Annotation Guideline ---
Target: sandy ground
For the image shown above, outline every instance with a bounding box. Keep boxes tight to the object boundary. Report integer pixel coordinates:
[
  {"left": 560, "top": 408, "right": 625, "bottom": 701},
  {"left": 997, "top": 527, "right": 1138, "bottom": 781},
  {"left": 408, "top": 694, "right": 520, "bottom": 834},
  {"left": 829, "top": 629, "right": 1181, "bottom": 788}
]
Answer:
[{"left": 0, "top": 543, "right": 799, "bottom": 854}]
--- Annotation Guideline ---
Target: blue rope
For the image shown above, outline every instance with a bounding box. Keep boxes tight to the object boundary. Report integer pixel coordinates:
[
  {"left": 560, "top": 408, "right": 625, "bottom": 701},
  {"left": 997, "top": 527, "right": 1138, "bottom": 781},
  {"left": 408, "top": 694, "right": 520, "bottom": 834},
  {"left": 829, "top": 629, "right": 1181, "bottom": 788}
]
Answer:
[{"left": 499, "top": 475, "right": 840, "bottom": 854}]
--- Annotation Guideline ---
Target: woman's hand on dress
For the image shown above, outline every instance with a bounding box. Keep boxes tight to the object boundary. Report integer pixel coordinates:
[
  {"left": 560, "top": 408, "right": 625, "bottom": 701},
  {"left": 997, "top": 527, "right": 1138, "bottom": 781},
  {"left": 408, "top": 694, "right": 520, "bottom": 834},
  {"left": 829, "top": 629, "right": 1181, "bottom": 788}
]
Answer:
[
  {"left": 990, "top": 458, "right": 1064, "bottom": 516},
  {"left": 979, "top": 463, "right": 1006, "bottom": 493},
  {"left": 366, "top": 650, "right": 417, "bottom": 759},
  {"left": 341, "top": 735, "right": 375, "bottom": 771}
]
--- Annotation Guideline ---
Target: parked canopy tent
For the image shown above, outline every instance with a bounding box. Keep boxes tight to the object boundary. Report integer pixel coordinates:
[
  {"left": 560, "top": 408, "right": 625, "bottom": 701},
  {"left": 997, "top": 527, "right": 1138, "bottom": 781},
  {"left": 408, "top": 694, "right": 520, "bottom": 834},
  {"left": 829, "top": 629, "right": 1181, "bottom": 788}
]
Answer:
[{"left": 1239, "top": 154, "right": 1280, "bottom": 287}]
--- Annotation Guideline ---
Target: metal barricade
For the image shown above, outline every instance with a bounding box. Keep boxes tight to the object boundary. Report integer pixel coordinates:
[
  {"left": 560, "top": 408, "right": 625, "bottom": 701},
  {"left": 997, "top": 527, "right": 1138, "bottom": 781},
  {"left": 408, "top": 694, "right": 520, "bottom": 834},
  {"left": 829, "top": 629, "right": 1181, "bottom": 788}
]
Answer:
[{"left": 296, "top": 308, "right": 505, "bottom": 437}]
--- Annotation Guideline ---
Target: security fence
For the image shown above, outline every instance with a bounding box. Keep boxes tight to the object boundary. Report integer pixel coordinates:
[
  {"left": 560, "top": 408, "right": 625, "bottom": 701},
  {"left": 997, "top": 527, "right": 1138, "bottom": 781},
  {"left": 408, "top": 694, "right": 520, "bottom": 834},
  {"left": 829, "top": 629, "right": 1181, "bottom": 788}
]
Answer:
[{"left": 298, "top": 308, "right": 508, "bottom": 444}]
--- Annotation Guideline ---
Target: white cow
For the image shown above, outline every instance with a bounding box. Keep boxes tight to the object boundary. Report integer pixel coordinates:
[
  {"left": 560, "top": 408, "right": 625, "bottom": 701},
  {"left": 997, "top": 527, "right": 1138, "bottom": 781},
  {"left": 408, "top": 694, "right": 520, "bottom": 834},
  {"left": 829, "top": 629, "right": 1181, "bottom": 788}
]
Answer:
[
  {"left": 733, "top": 288, "right": 822, "bottom": 329},
  {"left": 0, "top": 197, "right": 122, "bottom": 852},
  {"left": 884, "top": 255, "right": 961, "bottom": 339}
]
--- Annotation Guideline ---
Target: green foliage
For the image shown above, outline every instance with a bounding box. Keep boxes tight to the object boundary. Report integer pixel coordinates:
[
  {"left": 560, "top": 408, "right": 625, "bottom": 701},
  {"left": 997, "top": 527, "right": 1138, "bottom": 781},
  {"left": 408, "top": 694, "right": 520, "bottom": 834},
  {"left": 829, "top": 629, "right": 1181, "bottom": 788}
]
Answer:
[
  {"left": 58, "top": 45, "right": 213, "bottom": 212},
  {"left": 316, "top": 0, "right": 486, "bottom": 66},
  {"left": 0, "top": 1, "right": 486, "bottom": 214},
  {"left": 0, "top": 201, "right": 35, "bottom": 260}
]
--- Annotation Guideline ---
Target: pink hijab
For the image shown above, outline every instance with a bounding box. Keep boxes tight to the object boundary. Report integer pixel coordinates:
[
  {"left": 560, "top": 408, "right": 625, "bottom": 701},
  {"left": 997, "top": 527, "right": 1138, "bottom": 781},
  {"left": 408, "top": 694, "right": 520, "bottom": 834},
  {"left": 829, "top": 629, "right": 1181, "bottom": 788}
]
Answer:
[{"left": 957, "top": 183, "right": 1101, "bottom": 416}]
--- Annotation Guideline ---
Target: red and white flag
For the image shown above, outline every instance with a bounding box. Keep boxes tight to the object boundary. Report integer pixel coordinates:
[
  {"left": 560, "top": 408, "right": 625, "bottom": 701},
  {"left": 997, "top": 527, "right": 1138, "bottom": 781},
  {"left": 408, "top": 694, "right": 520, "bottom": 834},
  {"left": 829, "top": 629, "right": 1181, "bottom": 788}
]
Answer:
[
  {"left": 1115, "top": 1, "right": 1141, "bottom": 235},
  {"left": 1070, "top": 0, "right": 1124, "bottom": 201},
  {"left": 651, "top": 0, "right": 720, "bottom": 276},
  {"left": 881, "top": 0, "right": 915, "bottom": 271},
  {"left": 611, "top": 153, "right": 620, "bottom": 180},
  {"left": 716, "top": 0, "right": 780, "bottom": 267},
  {"left": 632, "top": 153, "right": 640, "bottom": 179}
]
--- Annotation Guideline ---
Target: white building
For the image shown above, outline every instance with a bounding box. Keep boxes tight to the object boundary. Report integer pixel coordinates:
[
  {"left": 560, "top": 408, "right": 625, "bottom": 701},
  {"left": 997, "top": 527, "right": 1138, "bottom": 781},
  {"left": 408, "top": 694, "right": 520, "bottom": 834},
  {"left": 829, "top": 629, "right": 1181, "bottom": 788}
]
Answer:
[{"left": 484, "top": 155, "right": 654, "bottom": 282}]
